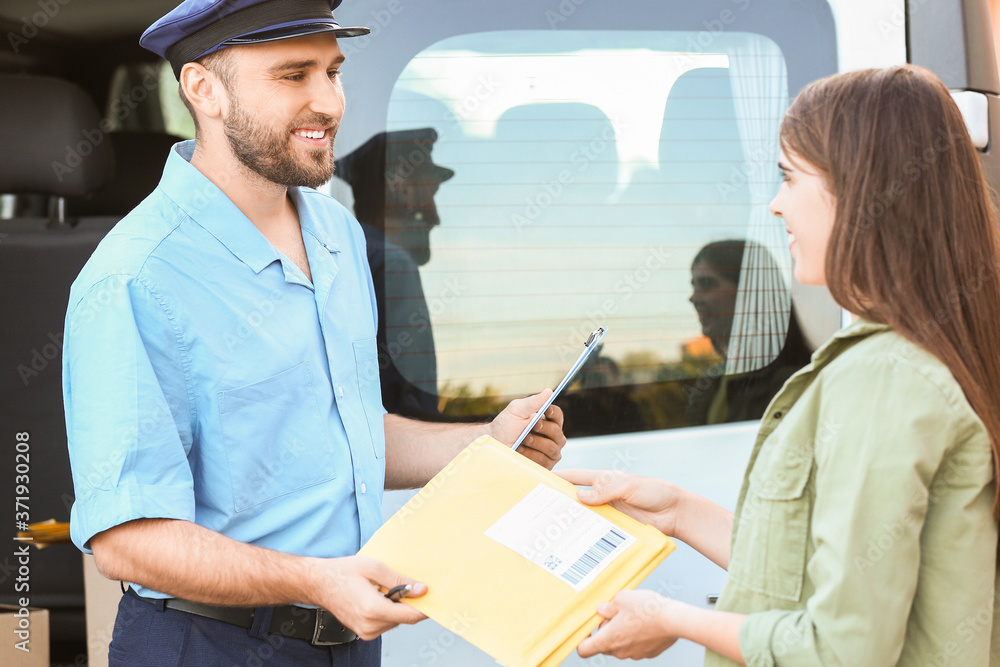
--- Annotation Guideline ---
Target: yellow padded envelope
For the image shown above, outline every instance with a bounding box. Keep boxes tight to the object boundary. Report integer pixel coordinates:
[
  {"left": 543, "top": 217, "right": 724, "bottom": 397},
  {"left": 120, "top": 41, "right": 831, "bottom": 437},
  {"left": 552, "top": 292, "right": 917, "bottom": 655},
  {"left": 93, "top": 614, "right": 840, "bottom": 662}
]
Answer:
[{"left": 359, "top": 435, "right": 675, "bottom": 667}]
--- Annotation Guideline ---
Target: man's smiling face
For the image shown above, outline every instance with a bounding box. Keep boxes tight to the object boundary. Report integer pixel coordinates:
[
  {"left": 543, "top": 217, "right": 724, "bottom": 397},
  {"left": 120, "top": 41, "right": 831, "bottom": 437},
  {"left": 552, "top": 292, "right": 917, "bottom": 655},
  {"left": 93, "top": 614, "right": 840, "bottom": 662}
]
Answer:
[{"left": 218, "top": 32, "right": 346, "bottom": 188}]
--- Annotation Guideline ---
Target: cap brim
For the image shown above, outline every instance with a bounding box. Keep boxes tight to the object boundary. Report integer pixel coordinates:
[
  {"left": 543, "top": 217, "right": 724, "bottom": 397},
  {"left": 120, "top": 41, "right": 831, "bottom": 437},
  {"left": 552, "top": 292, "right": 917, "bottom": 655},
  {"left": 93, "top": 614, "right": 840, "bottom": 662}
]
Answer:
[
  {"left": 426, "top": 165, "right": 455, "bottom": 182},
  {"left": 222, "top": 22, "right": 370, "bottom": 46}
]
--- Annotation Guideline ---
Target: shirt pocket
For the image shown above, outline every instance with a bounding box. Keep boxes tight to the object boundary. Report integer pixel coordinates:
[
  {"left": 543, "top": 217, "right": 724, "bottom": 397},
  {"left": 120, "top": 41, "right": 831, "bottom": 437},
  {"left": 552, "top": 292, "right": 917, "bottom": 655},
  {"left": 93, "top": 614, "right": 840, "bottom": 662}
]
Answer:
[
  {"left": 219, "top": 362, "right": 336, "bottom": 512},
  {"left": 354, "top": 337, "right": 386, "bottom": 459},
  {"left": 729, "top": 439, "right": 813, "bottom": 602}
]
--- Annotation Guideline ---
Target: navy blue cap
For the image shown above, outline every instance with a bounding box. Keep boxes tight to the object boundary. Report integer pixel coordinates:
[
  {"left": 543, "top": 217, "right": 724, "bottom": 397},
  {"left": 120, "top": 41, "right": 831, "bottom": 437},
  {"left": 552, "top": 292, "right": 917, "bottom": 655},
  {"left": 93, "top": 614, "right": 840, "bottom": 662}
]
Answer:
[{"left": 141, "top": 0, "right": 370, "bottom": 78}]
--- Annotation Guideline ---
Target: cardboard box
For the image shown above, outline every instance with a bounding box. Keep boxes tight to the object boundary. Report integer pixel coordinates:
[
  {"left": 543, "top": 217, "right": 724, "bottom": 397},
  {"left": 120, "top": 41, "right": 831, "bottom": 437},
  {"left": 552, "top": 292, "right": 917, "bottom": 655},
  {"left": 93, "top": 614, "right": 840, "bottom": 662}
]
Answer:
[{"left": 0, "top": 603, "right": 49, "bottom": 667}]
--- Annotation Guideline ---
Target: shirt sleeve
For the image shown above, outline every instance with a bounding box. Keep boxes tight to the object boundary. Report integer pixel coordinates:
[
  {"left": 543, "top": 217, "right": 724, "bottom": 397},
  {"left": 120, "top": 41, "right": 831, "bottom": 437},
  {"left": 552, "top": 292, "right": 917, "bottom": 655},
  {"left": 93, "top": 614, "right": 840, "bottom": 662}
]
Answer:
[
  {"left": 738, "top": 356, "right": 978, "bottom": 666},
  {"left": 63, "top": 274, "right": 196, "bottom": 552}
]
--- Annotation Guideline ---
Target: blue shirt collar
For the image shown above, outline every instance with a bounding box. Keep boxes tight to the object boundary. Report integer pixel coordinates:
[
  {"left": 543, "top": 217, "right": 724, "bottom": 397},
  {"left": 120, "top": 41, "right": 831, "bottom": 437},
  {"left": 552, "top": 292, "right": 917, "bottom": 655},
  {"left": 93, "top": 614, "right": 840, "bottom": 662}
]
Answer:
[
  {"left": 295, "top": 189, "right": 341, "bottom": 255},
  {"left": 158, "top": 140, "right": 340, "bottom": 273}
]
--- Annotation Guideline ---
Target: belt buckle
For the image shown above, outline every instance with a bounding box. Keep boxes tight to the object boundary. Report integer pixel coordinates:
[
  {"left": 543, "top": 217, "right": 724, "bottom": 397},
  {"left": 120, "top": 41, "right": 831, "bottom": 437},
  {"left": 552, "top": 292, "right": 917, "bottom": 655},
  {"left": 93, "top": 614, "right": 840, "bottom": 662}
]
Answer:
[{"left": 311, "top": 609, "right": 337, "bottom": 646}]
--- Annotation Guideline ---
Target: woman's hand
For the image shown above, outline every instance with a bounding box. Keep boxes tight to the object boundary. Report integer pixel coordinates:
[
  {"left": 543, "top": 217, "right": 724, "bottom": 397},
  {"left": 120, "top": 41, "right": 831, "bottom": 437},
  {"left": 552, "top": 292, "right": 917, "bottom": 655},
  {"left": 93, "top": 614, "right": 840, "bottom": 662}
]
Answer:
[
  {"left": 557, "top": 468, "right": 734, "bottom": 569},
  {"left": 578, "top": 591, "right": 747, "bottom": 664},
  {"left": 556, "top": 468, "right": 683, "bottom": 537},
  {"left": 576, "top": 590, "right": 681, "bottom": 659}
]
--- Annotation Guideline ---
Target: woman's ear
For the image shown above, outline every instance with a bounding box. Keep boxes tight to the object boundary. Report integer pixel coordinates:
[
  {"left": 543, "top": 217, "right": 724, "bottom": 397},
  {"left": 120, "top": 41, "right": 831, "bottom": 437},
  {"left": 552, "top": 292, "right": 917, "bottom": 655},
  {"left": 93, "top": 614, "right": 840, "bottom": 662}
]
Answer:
[{"left": 179, "top": 62, "right": 225, "bottom": 123}]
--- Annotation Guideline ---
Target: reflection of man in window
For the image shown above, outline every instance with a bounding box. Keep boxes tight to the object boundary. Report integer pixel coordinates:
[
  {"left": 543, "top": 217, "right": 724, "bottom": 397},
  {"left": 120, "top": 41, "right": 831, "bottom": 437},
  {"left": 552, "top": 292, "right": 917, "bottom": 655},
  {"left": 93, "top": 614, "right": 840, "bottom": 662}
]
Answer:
[
  {"left": 336, "top": 129, "right": 453, "bottom": 416},
  {"left": 686, "top": 240, "right": 812, "bottom": 425}
]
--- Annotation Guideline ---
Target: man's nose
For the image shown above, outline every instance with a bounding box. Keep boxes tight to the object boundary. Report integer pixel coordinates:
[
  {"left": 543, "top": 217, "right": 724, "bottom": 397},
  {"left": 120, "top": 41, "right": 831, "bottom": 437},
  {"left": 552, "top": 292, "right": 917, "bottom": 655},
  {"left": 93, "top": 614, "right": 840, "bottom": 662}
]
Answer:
[{"left": 308, "top": 76, "right": 345, "bottom": 120}]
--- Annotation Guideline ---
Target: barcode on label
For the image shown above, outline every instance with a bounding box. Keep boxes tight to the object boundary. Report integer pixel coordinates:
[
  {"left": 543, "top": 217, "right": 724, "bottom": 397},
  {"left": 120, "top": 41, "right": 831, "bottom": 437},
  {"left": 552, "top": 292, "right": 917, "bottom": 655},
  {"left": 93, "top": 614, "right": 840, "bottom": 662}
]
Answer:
[{"left": 561, "top": 527, "right": 628, "bottom": 586}]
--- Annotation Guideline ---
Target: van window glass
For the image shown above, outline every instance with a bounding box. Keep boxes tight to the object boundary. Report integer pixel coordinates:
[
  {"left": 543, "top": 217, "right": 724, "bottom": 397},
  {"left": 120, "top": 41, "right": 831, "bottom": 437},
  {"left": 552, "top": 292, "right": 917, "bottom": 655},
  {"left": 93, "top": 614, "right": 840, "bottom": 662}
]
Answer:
[
  {"left": 339, "top": 29, "right": 816, "bottom": 435},
  {"left": 159, "top": 61, "right": 196, "bottom": 140}
]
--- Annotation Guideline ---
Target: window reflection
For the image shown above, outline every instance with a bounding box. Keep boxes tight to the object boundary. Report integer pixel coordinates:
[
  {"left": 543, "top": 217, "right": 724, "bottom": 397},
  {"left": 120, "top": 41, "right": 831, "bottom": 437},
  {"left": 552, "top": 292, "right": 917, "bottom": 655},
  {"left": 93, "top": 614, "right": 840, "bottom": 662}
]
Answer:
[
  {"left": 336, "top": 129, "right": 454, "bottom": 417},
  {"left": 353, "top": 30, "right": 813, "bottom": 433}
]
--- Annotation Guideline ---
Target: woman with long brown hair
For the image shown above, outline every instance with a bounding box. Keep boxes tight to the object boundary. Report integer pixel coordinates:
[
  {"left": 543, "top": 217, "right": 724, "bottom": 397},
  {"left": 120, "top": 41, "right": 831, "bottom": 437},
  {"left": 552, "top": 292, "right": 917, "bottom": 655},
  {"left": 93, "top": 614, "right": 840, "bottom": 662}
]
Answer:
[{"left": 560, "top": 65, "right": 1000, "bottom": 665}]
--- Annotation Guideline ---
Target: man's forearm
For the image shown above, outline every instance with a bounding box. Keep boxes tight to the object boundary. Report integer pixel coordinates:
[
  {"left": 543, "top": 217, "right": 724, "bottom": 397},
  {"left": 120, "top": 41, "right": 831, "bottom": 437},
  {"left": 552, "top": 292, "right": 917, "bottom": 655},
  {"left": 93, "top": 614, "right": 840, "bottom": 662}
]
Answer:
[
  {"left": 91, "top": 518, "right": 318, "bottom": 607},
  {"left": 383, "top": 414, "right": 491, "bottom": 489}
]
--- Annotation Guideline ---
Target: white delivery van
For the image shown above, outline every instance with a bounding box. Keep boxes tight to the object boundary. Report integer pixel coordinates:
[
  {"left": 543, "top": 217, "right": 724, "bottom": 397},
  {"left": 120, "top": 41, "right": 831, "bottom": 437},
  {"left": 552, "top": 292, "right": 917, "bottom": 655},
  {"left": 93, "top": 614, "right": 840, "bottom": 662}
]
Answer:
[{"left": 0, "top": 1, "right": 996, "bottom": 664}]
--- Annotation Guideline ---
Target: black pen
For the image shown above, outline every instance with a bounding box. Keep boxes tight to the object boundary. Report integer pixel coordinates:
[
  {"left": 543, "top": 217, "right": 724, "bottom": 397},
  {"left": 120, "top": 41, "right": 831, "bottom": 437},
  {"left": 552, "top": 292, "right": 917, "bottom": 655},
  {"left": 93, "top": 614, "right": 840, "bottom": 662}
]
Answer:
[{"left": 385, "top": 584, "right": 411, "bottom": 602}]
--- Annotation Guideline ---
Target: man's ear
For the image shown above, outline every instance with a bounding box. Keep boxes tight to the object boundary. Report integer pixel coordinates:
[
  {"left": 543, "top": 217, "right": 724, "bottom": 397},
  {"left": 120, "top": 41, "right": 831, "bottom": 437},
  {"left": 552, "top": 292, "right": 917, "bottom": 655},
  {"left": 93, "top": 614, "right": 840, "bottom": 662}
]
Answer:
[{"left": 180, "top": 62, "right": 225, "bottom": 122}]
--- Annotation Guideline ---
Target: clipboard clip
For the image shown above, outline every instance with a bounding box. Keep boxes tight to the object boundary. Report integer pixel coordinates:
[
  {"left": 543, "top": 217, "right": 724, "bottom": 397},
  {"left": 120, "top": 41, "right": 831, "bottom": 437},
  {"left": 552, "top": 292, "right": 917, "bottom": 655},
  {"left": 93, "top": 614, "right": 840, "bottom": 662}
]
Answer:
[
  {"left": 511, "top": 325, "right": 608, "bottom": 451},
  {"left": 585, "top": 327, "right": 605, "bottom": 348}
]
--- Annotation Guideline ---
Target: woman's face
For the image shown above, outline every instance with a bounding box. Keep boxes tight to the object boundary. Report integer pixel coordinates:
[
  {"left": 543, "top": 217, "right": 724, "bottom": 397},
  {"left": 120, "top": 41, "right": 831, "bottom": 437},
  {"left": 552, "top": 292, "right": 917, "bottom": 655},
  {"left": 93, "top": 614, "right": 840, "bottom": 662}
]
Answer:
[
  {"left": 769, "top": 149, "right": 837, "bottom": 286},
  {"left": 690, "top": 259, "right": 738, "bottom": 343}
]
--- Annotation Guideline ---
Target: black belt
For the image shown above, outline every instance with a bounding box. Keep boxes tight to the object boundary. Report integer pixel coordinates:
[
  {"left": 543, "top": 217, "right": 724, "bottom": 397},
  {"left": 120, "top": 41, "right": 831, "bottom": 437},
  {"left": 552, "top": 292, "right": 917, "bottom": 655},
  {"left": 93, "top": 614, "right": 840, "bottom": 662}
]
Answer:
[{"left": 125, "top": 587, "right": 357, "bottom": 646}]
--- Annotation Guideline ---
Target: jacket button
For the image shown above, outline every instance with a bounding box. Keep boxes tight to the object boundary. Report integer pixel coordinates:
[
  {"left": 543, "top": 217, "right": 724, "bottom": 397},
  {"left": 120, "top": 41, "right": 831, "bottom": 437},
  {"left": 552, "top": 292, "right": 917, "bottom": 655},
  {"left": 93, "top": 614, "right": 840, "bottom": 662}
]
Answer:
[{"left": 774, "top": 411, "right": 783, "bottom": 419}]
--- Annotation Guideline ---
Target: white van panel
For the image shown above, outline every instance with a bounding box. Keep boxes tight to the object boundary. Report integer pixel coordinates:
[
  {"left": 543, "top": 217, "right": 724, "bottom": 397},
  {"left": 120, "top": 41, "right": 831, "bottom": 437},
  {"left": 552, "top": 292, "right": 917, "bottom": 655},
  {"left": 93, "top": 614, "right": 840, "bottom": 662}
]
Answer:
[{"left": 827, "top": 0, "right": 907, "bottom": 72}]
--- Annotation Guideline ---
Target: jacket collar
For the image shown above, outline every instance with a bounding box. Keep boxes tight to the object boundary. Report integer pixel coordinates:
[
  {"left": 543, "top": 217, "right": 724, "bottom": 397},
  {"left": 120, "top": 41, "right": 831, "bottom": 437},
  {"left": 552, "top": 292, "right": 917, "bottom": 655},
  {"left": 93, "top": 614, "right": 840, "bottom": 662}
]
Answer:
[{"left": 810, "top": 317, "right": 892, "bottom": 368}]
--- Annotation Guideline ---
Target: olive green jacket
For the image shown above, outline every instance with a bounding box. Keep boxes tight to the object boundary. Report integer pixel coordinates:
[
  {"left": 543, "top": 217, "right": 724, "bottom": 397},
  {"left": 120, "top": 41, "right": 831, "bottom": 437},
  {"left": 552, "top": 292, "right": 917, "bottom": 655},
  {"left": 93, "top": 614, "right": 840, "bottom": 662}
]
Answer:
[{"left": 707, "top": 319, "right": 1000, "bottom": 666}]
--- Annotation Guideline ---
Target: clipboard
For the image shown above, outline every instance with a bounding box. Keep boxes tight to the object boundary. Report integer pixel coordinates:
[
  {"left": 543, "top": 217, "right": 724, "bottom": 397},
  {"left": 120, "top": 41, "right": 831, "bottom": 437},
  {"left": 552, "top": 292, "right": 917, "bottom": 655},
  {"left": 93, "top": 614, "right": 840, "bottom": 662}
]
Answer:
[{"left": 513, "top": 326, "right": 607, "bottom": 451}]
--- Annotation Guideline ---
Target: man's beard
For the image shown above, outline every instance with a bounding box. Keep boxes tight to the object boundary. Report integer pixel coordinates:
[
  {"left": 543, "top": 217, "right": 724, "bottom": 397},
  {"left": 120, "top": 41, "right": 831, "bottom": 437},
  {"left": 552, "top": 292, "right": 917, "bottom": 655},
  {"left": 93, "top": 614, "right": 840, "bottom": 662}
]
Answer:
[{"left": 223, "top": 93, "right": 337, "bottom": 189}]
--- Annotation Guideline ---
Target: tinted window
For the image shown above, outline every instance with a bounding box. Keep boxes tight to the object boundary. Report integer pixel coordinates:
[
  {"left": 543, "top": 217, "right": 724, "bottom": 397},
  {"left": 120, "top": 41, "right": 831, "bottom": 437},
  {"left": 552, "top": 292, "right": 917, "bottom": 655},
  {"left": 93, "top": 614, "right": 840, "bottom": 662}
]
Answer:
[{"left": 327, "top": 1, "right": 843, "bottom": 436}]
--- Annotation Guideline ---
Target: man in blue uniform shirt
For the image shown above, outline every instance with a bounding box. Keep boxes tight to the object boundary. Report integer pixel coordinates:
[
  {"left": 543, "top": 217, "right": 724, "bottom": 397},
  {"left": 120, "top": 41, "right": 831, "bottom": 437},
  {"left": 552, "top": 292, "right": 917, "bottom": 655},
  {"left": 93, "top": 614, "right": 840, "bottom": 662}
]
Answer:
[{"left": 61, "top": 1, "right": 566, "bottom": 664}]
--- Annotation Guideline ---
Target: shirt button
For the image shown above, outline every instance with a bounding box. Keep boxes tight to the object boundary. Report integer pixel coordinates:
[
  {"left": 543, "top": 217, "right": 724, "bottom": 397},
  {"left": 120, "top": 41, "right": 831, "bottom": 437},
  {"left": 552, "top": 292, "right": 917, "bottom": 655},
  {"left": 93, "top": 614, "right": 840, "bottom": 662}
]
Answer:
[
  {"left": 360, "top": 483, "right": 367, "bottom": 494},
  {"left": 338, "top": 386, "right": 344, "bottom": 398}
]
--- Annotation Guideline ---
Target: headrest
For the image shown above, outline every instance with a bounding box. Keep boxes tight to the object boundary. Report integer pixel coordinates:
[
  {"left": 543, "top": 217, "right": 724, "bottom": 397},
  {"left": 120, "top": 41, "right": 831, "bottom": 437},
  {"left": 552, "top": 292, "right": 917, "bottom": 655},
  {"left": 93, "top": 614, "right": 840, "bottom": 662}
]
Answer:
[
  {"left": 0, "top": 75, "right": 113, "bottom": 197},
  {"left": 70, "top": 132, "right": 182, "bottom": 217}
]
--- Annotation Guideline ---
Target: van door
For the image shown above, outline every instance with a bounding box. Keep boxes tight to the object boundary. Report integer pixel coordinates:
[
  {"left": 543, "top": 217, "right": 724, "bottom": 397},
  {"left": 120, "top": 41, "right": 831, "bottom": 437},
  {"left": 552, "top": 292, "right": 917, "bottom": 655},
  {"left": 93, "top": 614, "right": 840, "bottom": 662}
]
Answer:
[{"left": 328, "top": 2, "right": 911, "bottom": 665}]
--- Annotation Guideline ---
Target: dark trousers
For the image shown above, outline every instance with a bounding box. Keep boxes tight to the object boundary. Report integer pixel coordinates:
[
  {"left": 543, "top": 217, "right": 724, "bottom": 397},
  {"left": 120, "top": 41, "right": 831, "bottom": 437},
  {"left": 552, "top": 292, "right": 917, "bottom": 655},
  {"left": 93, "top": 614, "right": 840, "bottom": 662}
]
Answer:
[{"left": 108, "top": 591, "right": 381, "bottom": 666}]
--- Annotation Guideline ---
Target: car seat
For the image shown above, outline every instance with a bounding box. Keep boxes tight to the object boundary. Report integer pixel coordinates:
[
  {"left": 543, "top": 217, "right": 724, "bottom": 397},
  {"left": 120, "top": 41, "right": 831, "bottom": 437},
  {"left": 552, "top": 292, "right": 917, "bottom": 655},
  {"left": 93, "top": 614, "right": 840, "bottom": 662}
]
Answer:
[{"left": 0, "top": 73, "right": 119, "bottom": 654}]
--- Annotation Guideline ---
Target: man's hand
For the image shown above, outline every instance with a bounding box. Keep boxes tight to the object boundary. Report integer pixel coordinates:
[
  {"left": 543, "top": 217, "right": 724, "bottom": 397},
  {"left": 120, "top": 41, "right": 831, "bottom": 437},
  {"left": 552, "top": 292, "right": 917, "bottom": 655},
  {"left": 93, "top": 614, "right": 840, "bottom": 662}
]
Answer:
[
  {"left": 488, "top": 389, "right": 567, "bottom": 469},
  {"left": 307, "top": 555, "right": 428, "bottom": 641},
  {"left": 576, "top": 590, "right": 679, "bottom": 659}
]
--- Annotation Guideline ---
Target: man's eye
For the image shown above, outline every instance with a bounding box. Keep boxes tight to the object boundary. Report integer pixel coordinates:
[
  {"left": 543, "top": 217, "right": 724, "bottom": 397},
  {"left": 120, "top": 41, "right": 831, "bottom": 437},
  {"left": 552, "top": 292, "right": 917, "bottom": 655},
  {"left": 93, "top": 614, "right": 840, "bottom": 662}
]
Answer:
[
  {"left": 284, "top": 74, "right": 304, "bottom": 81},
  {"left": 328, "top": 70, "right": 342, "bottom": 80}
]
